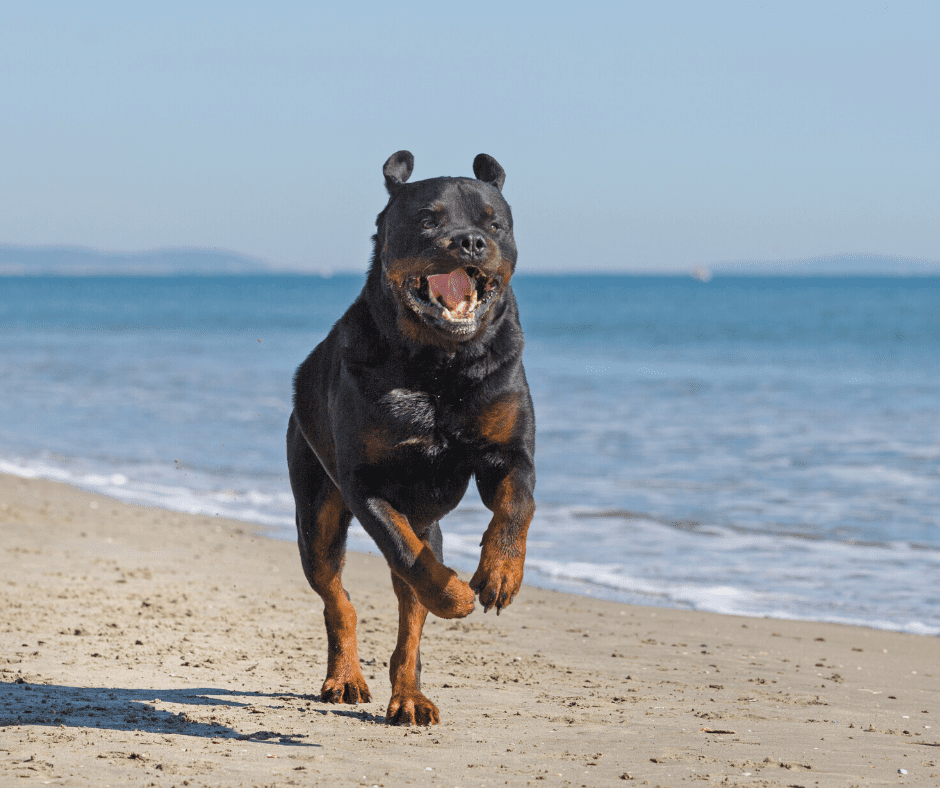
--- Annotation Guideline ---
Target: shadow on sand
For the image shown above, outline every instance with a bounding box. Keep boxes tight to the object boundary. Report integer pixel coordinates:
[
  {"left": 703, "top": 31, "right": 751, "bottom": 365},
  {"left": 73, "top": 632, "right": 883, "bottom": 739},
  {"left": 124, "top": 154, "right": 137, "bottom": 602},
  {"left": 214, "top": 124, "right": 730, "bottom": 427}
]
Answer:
[{"left": 0, "top": 679, "right": 371, "bottom": 745}]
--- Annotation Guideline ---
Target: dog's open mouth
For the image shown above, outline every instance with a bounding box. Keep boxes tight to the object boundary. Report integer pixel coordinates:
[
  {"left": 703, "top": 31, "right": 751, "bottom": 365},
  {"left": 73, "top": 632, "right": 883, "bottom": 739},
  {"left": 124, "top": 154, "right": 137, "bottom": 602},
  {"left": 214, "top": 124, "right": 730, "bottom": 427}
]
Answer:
[{"left": 403, "top": 266, "right": 499, "bottom": 333}]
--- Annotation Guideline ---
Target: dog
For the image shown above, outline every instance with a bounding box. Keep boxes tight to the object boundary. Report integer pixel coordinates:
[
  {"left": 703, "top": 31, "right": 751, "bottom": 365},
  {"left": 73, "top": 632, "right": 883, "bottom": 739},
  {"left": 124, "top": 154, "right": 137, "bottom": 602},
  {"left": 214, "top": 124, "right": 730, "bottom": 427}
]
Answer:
[{"left": 286, "top": 150, "right": 536, "bottom": 725}]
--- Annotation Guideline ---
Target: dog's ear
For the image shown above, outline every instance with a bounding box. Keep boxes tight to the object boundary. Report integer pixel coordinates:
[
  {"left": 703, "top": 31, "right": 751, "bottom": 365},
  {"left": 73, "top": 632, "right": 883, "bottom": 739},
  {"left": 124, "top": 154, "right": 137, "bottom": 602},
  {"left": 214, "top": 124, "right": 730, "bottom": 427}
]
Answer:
[
  {"left": 383, "top": 150, "right": 414, "bottom": 194},
  {"left": 473, "top": 153, "right": 506, "bottom": 192}
]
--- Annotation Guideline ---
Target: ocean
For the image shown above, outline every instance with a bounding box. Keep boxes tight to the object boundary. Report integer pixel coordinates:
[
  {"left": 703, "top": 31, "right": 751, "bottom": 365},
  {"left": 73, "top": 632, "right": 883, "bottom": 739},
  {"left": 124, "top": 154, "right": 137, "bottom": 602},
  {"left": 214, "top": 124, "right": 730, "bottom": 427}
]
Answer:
[{"left": 1, "top": 274, "right": 938, "bottom": 635}]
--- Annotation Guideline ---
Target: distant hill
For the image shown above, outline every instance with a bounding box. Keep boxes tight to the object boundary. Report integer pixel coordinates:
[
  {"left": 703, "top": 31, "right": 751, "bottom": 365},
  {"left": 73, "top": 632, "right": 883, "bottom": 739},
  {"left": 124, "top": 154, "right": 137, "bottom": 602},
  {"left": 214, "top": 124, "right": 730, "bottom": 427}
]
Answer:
[
  {"left": 710, "top": 254, "right": 940, "bottom": 276},
  {"left": 0, "top": 244, "right": 278, "bottom": 275},
  {"left": 3, "top": 245, "right": 938, "bottom": 277}
]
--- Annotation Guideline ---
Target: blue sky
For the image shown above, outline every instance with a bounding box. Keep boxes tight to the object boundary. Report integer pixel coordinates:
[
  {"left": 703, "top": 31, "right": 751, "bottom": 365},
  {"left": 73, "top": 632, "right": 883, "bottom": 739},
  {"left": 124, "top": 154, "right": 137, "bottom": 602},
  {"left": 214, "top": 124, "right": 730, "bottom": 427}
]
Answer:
[{"left": 2, "top": 1, "right": 937, "bottom": 272}]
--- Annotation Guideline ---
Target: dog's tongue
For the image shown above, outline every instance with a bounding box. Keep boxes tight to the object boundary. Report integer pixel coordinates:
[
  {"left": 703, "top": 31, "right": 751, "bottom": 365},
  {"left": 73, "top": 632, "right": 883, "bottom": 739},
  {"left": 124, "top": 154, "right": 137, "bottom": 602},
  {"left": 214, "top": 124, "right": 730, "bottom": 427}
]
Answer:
[{"left": 427, "top": 269, "right": 473, "bottom": 310}]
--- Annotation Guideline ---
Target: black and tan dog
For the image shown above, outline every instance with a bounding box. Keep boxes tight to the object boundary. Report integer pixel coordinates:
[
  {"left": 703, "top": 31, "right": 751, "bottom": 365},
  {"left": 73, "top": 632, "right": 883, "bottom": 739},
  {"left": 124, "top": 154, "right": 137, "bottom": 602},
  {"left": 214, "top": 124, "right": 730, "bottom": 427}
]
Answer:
[{"left": 286, "top": 150, "right": 536, "bottom": 725}]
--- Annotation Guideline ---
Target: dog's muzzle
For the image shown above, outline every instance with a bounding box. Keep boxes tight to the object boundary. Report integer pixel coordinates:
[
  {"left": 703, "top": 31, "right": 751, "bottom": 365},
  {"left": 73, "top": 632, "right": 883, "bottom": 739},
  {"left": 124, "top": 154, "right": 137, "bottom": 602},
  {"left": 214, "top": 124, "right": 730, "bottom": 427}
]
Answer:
[{"left": 401, "top": 266, "right": 500, "bottom": 336}]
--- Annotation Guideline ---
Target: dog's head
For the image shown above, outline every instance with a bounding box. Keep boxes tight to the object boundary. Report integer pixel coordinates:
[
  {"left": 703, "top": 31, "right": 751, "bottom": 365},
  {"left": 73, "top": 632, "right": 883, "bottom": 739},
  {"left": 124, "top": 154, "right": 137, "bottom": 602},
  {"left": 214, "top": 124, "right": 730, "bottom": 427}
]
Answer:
[{"left": 373, "top": 151, "right": 517, "bottom": 344}]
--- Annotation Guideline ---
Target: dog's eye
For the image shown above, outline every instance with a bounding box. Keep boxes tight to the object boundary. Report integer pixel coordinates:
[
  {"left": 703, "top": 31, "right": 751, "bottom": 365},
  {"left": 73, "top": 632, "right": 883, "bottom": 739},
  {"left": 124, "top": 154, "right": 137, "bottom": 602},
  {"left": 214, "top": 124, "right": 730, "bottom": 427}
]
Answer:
[
  {"left": 490, "top": 222, "right": 501, "bottom": 232},
  {"left": 422, "top": 219, "right": 438, "bottom": 230}
]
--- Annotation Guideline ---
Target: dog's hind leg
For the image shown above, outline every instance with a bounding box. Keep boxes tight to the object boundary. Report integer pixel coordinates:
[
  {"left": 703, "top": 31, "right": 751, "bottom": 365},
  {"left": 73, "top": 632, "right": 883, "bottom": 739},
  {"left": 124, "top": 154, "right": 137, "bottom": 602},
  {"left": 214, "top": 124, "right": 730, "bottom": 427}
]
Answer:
[
  {"left": 287, "top": 416, "right": 371, "bottom": 704},
  {"left": 385, "top": 520, "right": 443, "bottom": 725}
]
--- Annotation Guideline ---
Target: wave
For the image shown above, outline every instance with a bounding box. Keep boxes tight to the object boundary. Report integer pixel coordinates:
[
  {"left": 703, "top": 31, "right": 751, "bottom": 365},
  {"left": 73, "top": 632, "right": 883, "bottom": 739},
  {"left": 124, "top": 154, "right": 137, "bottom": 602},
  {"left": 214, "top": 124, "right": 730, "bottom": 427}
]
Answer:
[{"left": 2, "top": 450, "right": 938, "bottom": 638}]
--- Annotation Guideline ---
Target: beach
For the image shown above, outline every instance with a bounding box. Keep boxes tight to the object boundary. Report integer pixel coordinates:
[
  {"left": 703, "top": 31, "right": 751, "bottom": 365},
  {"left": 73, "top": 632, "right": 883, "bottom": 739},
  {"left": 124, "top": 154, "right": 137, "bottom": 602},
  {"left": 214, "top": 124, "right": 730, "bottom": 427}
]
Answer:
[{"left": 1, "top": 472, "right": 938, "bottom": 787}]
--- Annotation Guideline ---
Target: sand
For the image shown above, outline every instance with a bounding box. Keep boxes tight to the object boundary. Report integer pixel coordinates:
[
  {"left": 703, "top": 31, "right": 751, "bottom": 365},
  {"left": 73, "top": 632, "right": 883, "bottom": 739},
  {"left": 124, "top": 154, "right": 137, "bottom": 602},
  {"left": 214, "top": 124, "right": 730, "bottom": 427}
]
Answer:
[{"left": 1, "top": 471, "right": 938, "bottom": 787}]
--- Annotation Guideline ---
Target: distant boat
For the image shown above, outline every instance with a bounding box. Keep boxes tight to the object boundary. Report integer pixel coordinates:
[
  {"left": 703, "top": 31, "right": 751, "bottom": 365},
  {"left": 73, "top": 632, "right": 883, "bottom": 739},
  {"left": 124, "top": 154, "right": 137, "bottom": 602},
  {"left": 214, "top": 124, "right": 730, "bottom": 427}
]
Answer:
[{"left": 690, "top": 266, "right": 712, "bottom": 282}]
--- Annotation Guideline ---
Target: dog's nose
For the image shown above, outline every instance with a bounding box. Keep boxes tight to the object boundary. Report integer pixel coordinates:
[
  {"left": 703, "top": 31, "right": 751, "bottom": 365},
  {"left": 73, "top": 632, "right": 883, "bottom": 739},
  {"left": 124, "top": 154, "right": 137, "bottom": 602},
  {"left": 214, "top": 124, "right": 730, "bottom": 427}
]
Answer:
[{"left": 454, "top": 232, "right": 487, "bottom": 258}]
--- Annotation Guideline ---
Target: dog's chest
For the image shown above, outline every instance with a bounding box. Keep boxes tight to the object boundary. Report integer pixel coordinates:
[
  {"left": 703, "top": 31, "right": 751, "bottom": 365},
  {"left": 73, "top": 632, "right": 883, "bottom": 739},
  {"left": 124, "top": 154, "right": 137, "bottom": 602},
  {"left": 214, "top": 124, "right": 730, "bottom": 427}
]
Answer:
[{"left": 377, "top": 386, "right": 468, "bottom": 451}]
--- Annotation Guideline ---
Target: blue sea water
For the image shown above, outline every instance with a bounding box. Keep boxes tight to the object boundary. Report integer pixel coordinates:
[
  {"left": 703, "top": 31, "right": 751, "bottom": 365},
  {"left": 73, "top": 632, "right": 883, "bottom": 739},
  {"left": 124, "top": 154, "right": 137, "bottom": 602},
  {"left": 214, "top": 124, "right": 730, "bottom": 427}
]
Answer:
[{"left": 1, "top": 274, "right": 938, "bottom": 635}]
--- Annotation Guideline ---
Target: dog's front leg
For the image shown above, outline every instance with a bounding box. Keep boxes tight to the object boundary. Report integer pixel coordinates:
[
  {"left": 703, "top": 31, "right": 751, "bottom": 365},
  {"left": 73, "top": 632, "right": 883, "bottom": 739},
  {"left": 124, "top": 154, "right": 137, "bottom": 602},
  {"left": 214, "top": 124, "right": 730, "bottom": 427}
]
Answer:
[
  {"left": 351, "top": 497, "right": 475, "bottom": 620},
  {"left": 472, "top": 460, "right": 536, "bottom": 614}
]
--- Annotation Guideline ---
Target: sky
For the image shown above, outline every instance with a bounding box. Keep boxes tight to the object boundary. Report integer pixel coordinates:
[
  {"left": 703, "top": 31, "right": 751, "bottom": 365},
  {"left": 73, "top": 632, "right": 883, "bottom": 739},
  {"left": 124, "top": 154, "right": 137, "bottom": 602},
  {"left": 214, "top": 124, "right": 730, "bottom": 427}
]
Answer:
[{"left": 2, "top": 1, "right": 938, "bottom": 273}]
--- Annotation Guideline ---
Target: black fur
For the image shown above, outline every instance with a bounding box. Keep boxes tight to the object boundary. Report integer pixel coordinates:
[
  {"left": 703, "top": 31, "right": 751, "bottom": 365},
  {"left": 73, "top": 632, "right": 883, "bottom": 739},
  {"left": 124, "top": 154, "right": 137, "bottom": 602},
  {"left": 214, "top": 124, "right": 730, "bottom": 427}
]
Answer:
[{"left": 286, "top": 150, "right": 535, "bottom": 724}]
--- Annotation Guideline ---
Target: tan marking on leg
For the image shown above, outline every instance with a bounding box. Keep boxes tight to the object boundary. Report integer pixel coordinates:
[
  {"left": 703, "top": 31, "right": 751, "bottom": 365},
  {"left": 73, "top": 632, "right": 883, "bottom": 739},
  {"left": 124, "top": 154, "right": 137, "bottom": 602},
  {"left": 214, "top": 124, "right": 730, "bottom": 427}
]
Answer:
[
  {"left": 385, "top": 573, "right": 439, "bottom": 726},
  {"left": 370, "top": 500, "right": 475, "bottom": 620},
  {"left": 470, "top": 475, "right": 535, "bottom": 613},
  {"left": 308, "top": 487, "right": 371, "bottom": 704}
]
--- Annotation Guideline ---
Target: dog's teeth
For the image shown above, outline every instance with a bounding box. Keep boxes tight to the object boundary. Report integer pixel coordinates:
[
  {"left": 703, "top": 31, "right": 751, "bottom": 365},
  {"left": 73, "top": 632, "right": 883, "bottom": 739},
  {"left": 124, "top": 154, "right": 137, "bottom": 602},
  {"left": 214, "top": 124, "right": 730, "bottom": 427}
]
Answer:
[{"left": 451, "top": 291, "right": 477, "bottom": 317}]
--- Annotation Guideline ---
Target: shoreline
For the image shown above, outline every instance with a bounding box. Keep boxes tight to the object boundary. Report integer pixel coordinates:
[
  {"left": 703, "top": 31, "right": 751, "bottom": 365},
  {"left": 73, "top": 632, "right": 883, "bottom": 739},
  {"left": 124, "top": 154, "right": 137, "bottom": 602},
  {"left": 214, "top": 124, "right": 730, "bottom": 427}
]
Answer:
[
  {"left": 2, "top": 471, "right": 938, "bottom": 787},
  {"left": 2, "top": 458, "right": 938, "bottom": 640}
]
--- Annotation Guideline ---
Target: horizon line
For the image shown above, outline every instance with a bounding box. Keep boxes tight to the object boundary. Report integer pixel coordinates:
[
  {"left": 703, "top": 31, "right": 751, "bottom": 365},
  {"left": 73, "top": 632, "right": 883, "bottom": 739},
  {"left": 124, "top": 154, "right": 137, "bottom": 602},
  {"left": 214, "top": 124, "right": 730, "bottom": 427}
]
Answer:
[{"left": 1, "top": 242, "right": 939, "bottom": 276}]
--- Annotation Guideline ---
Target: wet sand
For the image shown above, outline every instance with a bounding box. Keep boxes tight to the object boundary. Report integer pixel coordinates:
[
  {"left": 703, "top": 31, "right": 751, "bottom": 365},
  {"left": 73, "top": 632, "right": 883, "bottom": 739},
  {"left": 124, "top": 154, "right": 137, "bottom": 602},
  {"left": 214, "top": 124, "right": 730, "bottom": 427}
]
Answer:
[{"left": 1, "top": 471, "right": 938, "bottom": 786}]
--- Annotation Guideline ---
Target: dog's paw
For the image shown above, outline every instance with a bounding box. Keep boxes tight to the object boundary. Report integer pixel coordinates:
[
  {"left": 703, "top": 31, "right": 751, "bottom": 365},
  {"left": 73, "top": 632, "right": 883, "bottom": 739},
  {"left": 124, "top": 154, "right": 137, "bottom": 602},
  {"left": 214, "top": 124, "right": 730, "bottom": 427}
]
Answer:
[
  {"left": 470, "top": 555, "right": 524, "bottom": 614},
  {"left": 386, "top": 691, "right": 440, "bottom": 726},
  {"left": 418, "top": 571, "right": 475, "bottom": 619},
  {"left": 320, "top": 669, "right": 372, "bottom": 705}
]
